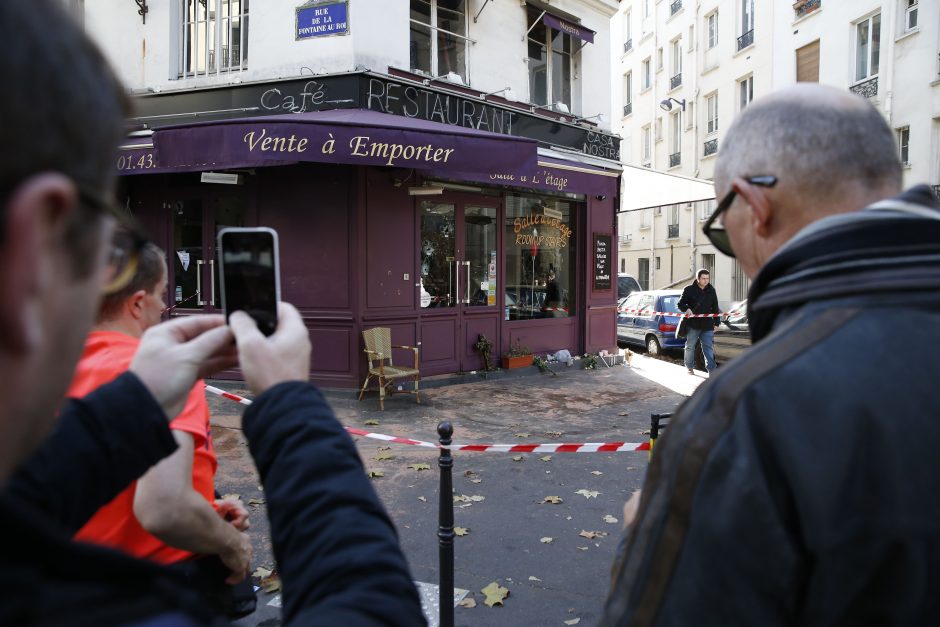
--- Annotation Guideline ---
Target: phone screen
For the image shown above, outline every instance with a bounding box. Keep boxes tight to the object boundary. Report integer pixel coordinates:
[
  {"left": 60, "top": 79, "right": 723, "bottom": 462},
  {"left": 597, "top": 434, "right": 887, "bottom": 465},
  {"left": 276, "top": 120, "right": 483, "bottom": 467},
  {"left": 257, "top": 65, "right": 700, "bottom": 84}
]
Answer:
[{"left": 219, "top": 228, "right": 280, "bottom": 336}]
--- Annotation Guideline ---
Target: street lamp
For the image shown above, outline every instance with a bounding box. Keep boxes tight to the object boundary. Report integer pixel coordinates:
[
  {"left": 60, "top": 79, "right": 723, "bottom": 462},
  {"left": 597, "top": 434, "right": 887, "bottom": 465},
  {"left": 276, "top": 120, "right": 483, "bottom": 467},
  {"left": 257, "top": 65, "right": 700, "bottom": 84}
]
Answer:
[{"left": 659, "top": 97, "right": 687, "bottom": 112}]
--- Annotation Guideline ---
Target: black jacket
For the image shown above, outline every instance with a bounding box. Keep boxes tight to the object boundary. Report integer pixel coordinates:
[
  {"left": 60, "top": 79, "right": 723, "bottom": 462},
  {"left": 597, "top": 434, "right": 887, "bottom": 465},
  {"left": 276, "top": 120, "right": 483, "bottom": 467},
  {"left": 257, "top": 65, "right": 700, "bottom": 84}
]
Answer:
[
  {"left": 2, "top": 374, "right": 425, "bottom": 626},
  {"left": 677, "top": 281, "right": 720, "bottom": 330},
  {"left": 601, "top": 186, "right": 940, "bottom": 627}
]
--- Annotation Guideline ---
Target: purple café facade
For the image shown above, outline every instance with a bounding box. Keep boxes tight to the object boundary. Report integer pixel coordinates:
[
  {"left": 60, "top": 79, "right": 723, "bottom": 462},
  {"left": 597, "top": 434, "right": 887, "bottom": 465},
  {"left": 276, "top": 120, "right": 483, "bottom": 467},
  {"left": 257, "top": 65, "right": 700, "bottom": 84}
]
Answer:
[{"left": 119, "top": 70, "right": 621, "bottom": 388}]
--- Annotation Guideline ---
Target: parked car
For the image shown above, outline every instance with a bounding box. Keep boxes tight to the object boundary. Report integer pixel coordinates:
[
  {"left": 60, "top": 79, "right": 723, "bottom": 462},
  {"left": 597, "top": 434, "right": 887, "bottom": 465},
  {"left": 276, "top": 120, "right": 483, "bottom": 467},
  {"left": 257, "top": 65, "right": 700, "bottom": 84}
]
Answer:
[
  {"left": 616, "top": 290, "right": 685, "bottom": 355},
  {"left": 617, "top": 273, "right": 641, "bottom": 299},
  {"left": 713, "top": 299, "right": 751, "bottom": 363}
]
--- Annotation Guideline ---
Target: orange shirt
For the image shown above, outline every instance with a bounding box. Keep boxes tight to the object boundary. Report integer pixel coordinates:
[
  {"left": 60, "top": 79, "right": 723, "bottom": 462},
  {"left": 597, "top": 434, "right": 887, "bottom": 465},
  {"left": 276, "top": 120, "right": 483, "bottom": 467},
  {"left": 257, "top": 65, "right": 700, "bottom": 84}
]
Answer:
[{"left": 69, "top": 330, "right": 217, "bottom": 564}]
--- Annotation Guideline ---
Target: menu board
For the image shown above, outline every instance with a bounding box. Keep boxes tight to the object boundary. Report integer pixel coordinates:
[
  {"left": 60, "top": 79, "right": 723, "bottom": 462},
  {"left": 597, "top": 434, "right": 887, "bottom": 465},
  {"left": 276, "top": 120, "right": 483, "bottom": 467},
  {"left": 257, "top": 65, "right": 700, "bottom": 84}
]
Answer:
[{"left": 594, "top": 233, "right": 612, "bottom": 290}]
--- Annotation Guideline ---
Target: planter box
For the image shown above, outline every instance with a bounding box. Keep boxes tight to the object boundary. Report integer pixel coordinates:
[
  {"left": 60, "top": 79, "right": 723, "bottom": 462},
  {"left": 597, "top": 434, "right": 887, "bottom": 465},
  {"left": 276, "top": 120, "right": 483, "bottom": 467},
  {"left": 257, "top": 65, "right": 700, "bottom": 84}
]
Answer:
[{"left": 501, "top": 354, "right": 534, "bottom": 369}]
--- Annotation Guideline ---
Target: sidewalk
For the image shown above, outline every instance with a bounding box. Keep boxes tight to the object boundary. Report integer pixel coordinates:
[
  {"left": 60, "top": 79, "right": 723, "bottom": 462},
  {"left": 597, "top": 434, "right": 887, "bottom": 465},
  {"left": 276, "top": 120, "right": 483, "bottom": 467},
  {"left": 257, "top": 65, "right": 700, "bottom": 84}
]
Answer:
[{"left": 210, "top": 354, "right": 706, "bottom": 626}]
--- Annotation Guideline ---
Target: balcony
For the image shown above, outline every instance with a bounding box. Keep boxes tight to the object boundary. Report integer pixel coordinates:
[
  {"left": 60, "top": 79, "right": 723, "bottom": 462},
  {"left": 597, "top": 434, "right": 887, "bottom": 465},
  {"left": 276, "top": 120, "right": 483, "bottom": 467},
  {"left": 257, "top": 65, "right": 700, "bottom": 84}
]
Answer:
[
  {"left": 850, "top": 77, "right": 878, "bottom": 99},
  {"left": 703, "top": 138, "right": 718, "bottom": 156},
  {"left": 670, "top": 0, "right": 682, "bottom": 16},
  {"left": 793, "top": 0, "right": 821, "bottom": 19},
  {"left": 619, "top": 234, "right": 633, "bottom": 246},
  {"left": 667, "top": 224, "right": 679, "bottom": 239},
  {"left": 669, "top": 152, "right": 681, "bottom": 168},
  {"left": 623, "top": 102, "right": 633, "bottom": 116},
  {"left": 669, "top": 73, "right": 682, "bottom": 90},
  {"left": 737, "top": 29, "right": 754, "bottom": 51},
  {"left": 623, "top": 39, "right": 633, "bottom": 53}
]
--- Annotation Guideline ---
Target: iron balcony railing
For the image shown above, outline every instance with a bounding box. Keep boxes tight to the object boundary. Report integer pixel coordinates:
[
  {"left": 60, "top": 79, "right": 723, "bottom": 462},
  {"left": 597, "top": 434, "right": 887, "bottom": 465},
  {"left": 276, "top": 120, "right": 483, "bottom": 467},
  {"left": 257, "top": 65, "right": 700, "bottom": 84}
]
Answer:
[
  {"left": 794, "top": 0, "right": 821, "bottom": 18},
  {"left": 849, "top": 77, "right": 878, "bottom": 99},
  {"left": 931, "top": 185, "right": 940, "bottom": 200},
  {"left": 704, "top": 138, "right": 718, "bottom": 156},
  {"left": 667, "top": 224, "right": 679, "bottom": 239},
  {"left": 669, "top": 152, "right": 681, "bottom": 168},
  {"left": 670, "top": 0, "right": 682, "bottom": 16},
  {"left": 623, "top": 39, "right": 633, "bottom": 53},
  {"left": 737, "top": 29, "right": 754, "bottom": 51},
  {"left": 670, "top": 73, "right": 682, "bottom": 90},
  {"left": 623, "top": 102, "right": 633, "bottom": 116}
]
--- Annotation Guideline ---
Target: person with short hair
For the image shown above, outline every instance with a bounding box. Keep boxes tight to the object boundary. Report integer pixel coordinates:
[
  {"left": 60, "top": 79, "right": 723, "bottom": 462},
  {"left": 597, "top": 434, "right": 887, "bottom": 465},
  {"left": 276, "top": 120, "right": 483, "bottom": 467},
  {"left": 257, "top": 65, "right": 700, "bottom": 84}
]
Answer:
[
  {"left": 602, "top": 84, "right": 940, "bottom": 625},
  {"left": 676, "top": 268, "right": 720, "bottom": 374}
]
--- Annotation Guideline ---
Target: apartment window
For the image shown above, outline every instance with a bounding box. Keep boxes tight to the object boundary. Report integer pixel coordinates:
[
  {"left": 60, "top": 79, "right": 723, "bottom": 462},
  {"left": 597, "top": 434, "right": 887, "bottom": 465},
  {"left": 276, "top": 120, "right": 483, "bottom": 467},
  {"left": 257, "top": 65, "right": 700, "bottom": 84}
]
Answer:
[
  {"left": 643, "top": 0, "right": 650, "bottom": 19},
  {"left": 667, "top": 205, "right": 680, "bottom": 239},
  {"left": 855, "top": 14, "right": 881, "bottom": 82},
  {"left": 411, "top": 1, "right": 468, "bottom": 82},
  {"left": 655, "top": 117, "right": 662, "bottom": 141},
  {"left": 739, "top": 75, "right": 753, "bottom": 110},
  {"left": 701, "top": 253, "right": 715, "bottom": 276},
  {"left": 527, "top": 6, "right": 573, "bottom": 108},
  {"left": 705, "top": 92, "right": 718, "bottom": 135},
  {"left": 642, "top": 124, "right": 652, "bottom": 162},
  {"left": 642, "top": 58, "right": 652, "bottom": 89},
  {"left": 699, "top": 198, "right": 715, "bottom": 221},
  {"left": 621, "top": 258, "right": 626, "bottom": 273},
  {"left": 898, "top": 126, "right": 910, "bottom": 165},
  {"left": 796, "top": 40, "right": 820, "bottom": 82},
  {"left": 624, "top": 72, "right": 633, "bottom": 115},
  {"left": 669, "top": 111, "right": 681, "bottom": 166},
  {"left": 638, "top": 258, "right": 650, "bottom": 290},
  {"left": 737, "top": 0, "right": 754, "bottom": 50},
  {"left": 657, "top": 47, "right": 664, "bottom": 71},
  {"left": 706, "top": 11, "right": 718, "bottom": 49},
  {"left": 671, "top": 38, "right": 682, "bottom": 78},
  {"left": 905, "top": 0, "right": 918, "bottom": 31},
  {"left": 655, "top": 256, "right": 661, "bottom": 270},
  {"left": 180, "top": 0, "right": 249, "bottom": 78},
  {"left": 625, "top": 10, "right": 632, "bottom": 42}
]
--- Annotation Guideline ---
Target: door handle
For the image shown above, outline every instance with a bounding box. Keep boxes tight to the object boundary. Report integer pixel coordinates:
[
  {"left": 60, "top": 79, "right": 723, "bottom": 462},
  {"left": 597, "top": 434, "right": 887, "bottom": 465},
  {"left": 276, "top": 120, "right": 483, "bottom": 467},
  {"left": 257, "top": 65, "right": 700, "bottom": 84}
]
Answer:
[
  {"left": 196, "top": 259, "right": 205, "bottom": 306},
  {"left": 463, "top": 261, "right": 471, "bottom": 304},
  {"left": 209, "top": 259, "right": 216, "bottom": 307},
  {"left": 449, "top": 259, "right": 455, "bottom": 306}
]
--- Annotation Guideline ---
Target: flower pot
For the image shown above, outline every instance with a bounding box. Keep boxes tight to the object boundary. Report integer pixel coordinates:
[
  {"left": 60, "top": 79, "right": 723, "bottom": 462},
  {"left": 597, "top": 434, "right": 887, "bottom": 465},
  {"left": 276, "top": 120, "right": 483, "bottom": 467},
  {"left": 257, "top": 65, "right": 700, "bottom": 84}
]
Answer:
[{"left": 502, "top": 354, "right": 534, "bottom": 369}]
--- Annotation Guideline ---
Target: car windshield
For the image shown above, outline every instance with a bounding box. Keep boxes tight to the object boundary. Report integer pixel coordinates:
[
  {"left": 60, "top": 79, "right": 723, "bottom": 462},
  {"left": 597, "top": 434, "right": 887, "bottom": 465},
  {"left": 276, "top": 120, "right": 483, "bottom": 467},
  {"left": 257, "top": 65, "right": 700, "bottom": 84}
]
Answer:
[{"left": 661, "top": 296, "right": 681, "bottom": 313}]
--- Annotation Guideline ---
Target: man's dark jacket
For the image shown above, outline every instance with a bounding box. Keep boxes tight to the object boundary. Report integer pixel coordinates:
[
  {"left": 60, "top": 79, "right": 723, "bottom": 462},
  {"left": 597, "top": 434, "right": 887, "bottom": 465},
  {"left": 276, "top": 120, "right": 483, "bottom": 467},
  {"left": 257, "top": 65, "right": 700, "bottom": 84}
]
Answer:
[
  {"left": 1, "top": 374, "right": 425, "bottom": 626},
  {"left": 601, "top": 186, "right": 940, "bottom": 626},
  {"left": 677, "top": 281, "right": 720, "bottom": 330}
]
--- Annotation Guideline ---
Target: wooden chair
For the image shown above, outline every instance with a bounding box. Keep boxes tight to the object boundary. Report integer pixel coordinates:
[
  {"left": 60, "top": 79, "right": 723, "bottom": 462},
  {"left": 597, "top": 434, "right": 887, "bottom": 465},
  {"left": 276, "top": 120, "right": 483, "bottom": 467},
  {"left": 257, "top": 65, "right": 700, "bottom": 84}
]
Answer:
[{"left": 358, "top": 327, "right": 421, "bottom": 410}]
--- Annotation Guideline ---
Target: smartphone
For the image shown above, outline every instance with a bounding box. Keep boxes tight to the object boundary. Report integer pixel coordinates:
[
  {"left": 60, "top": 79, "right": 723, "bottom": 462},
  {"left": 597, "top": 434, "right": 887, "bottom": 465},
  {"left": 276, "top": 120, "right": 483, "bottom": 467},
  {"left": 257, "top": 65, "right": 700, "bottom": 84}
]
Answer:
[{"left": 217, "top": 227, "right": 281, "bottom": 336}]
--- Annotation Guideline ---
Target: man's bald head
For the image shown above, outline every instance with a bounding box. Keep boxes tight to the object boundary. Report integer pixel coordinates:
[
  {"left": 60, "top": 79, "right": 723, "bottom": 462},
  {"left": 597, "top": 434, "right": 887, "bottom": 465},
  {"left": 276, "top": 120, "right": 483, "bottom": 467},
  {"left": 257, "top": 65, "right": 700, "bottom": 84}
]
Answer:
[{"left": 715, "top": 84, "right": 901, "bottom": 212}]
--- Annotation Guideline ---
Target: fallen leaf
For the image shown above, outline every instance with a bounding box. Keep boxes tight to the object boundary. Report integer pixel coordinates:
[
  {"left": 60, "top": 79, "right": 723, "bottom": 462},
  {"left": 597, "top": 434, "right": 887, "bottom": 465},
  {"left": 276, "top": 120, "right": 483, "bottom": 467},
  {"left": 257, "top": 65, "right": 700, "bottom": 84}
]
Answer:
[
  {"left": 542, "top": 496, "right": 563, "bottom": 504},
  {"left": 458, "top": 598, "right": 477, "bottom": 608},
  {"left": 454, "top": 527, "right": 470, "bottom": 536},
  {"left": 221, "top": 493, "right": 240, "bottom": 501},
  {"left": 418, "top": 496, "right": 427, "bottom": 502},
  {"left": 603, "top": 515, "right": 619, "bottom": 524},
  {"left": 408, "top": 463, "right": 431, "bottom": 471},
  {"left": 618, "top": 411, "right": 629, "bottom": 416},
  {"left": 539, "top": 455, "right": 552, "bottom": 462},
  {"left": 470, "top": 478, "right": 482, "bottom": 484},
  {"left": 575, "top": 489, "right": 600, "bottom": 499},
  {"left": 260, "top": 572, "right": 281, "bottom": 593},
  {"left": 546, "top": 431, "right": 563, "bottom": 438},
  {"left": 252, "top": 566, "right": 272, "bottom": 579},
  {"left": 578, "top": 530, "right": 607, "bottom": 540},
  {"left": 565, "top": 618, "right": 581, "bottom": 625},
  {"left": 513, "top": 432, "right": 531, "bottom": 438},
  {"left": 590, "top": 471, "right": 603, "bottom": 476},
  {"left": 364, "top": 420, "right": 379, "bottom": 426},
  {"left": 247, "top": 498, "right": 265, "bottom": 506},
  {"left": 468, "top": 495, "right": 485, "bottom": 502},
  {"left": 454, "top": 494, "right": 485, "bottom": 503},
  {"left": 367, "top": 470, "right": 384, "bottom": 478},
  {"left": 528, "top": 576, "right": 542, "bottom": 581},
  {"left": 481, "top": 581, "right": 509, "bottom": 607},
  {"left": 463, "top": 470, "right": 477, "bottom": 477},
  {"left": 374, "top": 452, "right": 396, "bottom": 461},
  {"left": 627, "top": 466, "right": 637, "bottom": 471},
  {"left": 512, "top": 455, "right": 524, "bottom": 462},
  {"left": 540, "top": 537, "right": 553, "bottom": 544},
  {"left": 577, "top": 546, "right": 589, "bottom": 551}
]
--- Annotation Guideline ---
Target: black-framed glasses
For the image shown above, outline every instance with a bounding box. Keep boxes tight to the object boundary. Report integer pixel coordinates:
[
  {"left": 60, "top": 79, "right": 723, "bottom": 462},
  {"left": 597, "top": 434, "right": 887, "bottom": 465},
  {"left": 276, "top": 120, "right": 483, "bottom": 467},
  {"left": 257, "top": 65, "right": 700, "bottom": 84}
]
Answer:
[
  {"left": 702, "top": 175, "right": 777, "bottom": 258},
  {"left": 78, "top": 190, "right": 150, "bottom": 295}
]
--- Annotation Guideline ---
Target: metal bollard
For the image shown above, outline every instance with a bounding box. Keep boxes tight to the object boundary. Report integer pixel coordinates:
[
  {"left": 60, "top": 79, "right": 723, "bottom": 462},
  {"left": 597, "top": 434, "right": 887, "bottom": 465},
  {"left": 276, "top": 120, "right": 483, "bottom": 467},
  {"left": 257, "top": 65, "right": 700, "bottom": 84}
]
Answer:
[
  {"left": 437, "top": 421, "right": 455, "bottom": 627},
  {"left": 649, "top": 413, "right": 671, "bottom": 460}
]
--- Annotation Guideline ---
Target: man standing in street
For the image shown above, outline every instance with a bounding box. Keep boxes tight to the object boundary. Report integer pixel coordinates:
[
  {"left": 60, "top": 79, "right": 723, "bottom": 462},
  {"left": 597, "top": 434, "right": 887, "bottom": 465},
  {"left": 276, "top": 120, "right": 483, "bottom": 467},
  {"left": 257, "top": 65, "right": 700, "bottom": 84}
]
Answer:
[
  {"left": 602, "top": 84, "right": 940, "bottom": 626},
  {"left": 677, "top": 269, "right": 720, "bottom": 374}
]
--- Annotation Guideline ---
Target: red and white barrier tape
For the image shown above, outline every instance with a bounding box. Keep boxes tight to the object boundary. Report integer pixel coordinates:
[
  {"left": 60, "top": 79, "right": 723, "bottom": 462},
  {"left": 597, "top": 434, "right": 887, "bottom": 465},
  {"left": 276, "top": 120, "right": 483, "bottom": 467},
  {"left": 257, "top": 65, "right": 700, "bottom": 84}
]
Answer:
[
  {"left": 205, "top": 385, "right": 649, "bottom": 453},
  {"left": 617, "top": 307, "right": 722, "bottom": 318}
]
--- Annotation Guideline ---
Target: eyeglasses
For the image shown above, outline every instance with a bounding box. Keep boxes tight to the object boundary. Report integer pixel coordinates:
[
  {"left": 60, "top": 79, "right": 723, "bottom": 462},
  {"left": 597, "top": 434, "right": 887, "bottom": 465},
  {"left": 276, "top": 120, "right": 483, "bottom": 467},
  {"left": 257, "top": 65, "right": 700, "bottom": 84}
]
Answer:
[
  {"left": 702, "top": 175, "right": 777, "bottom": 258},
  {"left": 78, "top": 190, "right": 150, "bottom": 295}
]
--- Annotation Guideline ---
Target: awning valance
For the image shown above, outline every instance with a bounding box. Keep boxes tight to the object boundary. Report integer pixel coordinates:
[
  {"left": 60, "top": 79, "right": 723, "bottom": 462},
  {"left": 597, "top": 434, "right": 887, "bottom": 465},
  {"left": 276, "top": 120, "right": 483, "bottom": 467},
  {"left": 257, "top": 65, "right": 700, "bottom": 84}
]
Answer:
[
  {"left": 525, "top": 4, "right": 595, "bottom": 44},
  {"left": 119, "top": 109, "right": 538, "bottom": 176}
]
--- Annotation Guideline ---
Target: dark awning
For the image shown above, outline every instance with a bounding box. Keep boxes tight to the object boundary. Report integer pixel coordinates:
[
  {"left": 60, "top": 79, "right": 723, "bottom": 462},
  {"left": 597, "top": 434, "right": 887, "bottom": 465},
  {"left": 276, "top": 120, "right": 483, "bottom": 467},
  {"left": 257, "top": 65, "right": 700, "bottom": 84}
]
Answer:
[
  {"left": 541, "top": 13, "right": 594, "bottom": 44},
  {"left": 123, "top": 109, "right": 538, "bottom": 176}
]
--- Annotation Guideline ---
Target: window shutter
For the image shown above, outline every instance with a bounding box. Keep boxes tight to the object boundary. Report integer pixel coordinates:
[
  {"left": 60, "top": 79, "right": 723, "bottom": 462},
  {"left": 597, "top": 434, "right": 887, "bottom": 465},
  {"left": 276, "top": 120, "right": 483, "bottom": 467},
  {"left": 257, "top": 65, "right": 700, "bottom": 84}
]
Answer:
[{"left": 796, "top": 40, "right": 820, "bottom": 83}]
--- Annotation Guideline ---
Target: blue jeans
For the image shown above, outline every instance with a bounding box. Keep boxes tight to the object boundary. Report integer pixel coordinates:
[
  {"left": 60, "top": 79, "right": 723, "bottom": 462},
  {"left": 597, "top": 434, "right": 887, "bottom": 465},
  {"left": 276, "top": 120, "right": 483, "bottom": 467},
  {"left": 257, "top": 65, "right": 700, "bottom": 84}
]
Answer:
[{"left": 684, "top": 326, "right": 716, "bottom": 372}]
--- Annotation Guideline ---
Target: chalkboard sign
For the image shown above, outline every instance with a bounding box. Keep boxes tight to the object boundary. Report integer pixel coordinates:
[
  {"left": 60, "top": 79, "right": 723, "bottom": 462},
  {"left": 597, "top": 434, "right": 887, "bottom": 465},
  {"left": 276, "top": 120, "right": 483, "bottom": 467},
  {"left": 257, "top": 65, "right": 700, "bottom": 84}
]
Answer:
[{"left": 594, "top": 233, "right": 612, "bottom": 290}]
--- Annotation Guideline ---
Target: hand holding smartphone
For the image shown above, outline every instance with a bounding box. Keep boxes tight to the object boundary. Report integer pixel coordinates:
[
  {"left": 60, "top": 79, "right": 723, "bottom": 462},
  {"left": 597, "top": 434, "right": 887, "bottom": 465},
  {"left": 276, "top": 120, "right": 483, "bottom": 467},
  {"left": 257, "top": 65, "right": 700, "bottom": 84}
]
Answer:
[{"left": 218, "top": 227, "right": 281, "bottom": 336}]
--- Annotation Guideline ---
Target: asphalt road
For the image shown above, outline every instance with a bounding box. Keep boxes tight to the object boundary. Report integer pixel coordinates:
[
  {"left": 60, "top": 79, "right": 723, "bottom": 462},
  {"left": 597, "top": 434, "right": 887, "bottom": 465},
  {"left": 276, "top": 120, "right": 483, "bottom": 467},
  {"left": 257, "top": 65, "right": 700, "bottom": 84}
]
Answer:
[{"left": 211, "top": 355, "right": 705, "bottom": 626}]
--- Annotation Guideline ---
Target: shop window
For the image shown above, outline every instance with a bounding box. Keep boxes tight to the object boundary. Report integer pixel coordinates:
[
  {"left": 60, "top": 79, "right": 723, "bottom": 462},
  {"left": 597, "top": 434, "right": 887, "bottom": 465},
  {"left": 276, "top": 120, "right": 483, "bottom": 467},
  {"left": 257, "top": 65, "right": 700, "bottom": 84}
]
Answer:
[
  {"left": 411, "top": 0, "right": 468, "bottom": 83},
  {"left": 527, "top": 6, "right": 573, "bottom": 109},
  {"left": 179, "top": 0, "right": 248, "bottom": 78},
  {"left": 505, "top": 194, "right": 576, "bottom": 320}
]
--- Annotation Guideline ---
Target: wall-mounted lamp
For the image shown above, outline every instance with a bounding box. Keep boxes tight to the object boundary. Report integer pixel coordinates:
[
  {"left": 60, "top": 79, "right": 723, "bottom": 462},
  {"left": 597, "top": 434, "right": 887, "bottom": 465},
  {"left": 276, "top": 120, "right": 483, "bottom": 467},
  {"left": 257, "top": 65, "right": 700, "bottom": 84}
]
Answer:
[
  {"left": 408, "top": 184, "right": 445, "bottom": 196},
  {"left": 481, "top": 87, "right": 516, "bottom": 101},
  {"left": 659, "top": 97, "right": 687, "bottom": 112}
]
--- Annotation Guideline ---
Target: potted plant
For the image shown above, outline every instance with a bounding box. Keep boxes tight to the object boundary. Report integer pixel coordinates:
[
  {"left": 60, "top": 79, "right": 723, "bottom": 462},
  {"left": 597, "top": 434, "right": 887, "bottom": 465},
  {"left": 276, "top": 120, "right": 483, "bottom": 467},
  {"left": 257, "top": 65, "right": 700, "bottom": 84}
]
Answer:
[
  {"left": 502, "top": 340, "right": 534, "bottom": 369},
  {"left": 474, "top": 334, "right": 495, "bottom": 372}
]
